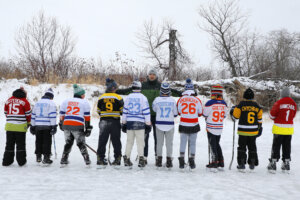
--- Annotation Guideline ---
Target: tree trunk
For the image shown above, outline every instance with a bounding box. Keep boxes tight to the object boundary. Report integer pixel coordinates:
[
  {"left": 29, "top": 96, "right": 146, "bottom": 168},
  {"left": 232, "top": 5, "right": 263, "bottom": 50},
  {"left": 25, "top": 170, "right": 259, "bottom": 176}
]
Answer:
[{"left": 169, "top": 29, "right": 177, "bottom": 80}]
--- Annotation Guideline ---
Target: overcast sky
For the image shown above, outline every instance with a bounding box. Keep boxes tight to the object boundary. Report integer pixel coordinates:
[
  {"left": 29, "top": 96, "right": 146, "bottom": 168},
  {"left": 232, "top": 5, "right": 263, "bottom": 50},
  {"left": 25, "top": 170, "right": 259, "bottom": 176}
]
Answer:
[{"left": 0, "top": 0, "right": 300, "bottom": 67}]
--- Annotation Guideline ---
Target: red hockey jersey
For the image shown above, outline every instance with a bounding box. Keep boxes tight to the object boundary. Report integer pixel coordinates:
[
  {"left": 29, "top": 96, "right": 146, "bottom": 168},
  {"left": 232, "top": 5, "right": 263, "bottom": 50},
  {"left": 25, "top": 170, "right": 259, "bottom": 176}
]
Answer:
[{"left": 269, "top": 97, "right": 297, "bottom": 135}]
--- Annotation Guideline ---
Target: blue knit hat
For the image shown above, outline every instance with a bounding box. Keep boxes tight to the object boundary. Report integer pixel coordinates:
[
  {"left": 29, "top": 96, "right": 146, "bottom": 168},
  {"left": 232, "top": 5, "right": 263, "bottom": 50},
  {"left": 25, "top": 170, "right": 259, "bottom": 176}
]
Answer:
[
  {"left": 185, "top": 78, "right": 194, "bottom": 91},
  {"left": 106, "top": 78, "right": 118, "bottom": 92},
  {"left": 160, "top": 82, "right": 171, "bottom": 95},
  {"left": 73, "top": 84, "right": 85, "bottom": 96}
]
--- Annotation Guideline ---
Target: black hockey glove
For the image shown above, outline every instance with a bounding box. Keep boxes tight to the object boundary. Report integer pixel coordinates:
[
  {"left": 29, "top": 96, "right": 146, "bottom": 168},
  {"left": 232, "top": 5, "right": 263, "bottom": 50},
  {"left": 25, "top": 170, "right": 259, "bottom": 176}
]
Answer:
[
  {"left": 121, "top": 124, "right": 127, "bottom": 133},
  {"left": 85, "top": 126, "right": 93, "bottom": 137},
  {"left": 145, "top": 124, "right": 152, "bottom": 135},
  {"left": 30, "top": 126, "right": 36, "bottom": 135},
  {"left": 230, "top": 106, "right": 237, "bottom": 121},
  {"left": 59, "top": 120, "right": 64, "bottom": 131},
  {"left": 257, "top": 126, "right": 263, "bottom": 138},
  {"left": 50, "top": 125, "right": 58, "bottom": 135}
]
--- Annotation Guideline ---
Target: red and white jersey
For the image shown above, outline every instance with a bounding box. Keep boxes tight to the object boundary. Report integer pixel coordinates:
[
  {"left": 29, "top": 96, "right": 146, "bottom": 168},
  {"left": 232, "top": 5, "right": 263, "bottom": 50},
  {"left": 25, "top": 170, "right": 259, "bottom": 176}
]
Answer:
[
  {"left": 60, "top": 97, "right": 91, "bottom": 127},
  {"left": 4, "top": 96, "right": 31, "bottom": 125},
  {"left": 177, "top": 90, "right": 203, "bottom": 127},
  {"left": 270, "top": 97, "right": 297, "bottom": 127},
  {"left": 203, "top": 99, "right": 228, "bottom": 135}
]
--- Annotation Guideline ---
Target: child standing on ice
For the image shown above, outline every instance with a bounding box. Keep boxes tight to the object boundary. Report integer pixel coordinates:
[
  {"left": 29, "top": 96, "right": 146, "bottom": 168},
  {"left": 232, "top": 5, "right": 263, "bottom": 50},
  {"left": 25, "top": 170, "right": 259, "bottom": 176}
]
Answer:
[
  {"left": 152, "top": 83, "right": 178, "bottom": 169},
  {"left": 177, "top": 79, "right": 203, "bottom": 170},
  {"left": 122, "top": 81, "right": 151, "bottom": 168},
  {"left": 203, "top": 85, "right": 227, "bottom": 171},
  {"left": 267, "top": 87, "right": 297, "bottom": 173}
]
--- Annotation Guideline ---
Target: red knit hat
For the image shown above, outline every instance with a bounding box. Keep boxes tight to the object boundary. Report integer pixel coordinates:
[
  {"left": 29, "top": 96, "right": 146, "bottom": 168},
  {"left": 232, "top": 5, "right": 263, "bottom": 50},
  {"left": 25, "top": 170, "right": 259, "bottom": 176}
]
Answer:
[{"left": 211, "top": 85, "right": 224, "bottom": 98}]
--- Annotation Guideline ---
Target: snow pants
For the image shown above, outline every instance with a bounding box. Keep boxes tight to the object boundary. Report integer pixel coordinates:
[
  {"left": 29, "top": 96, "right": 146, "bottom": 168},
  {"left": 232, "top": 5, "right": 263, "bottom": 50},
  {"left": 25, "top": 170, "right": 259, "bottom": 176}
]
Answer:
[
  {"left": 207, "top": 132, "right": 223, "bottom": 163},
  {"left": 35, "top": 128, "right": 52, "bottom": 156},
  {"left": 2, "top": 131, "right": 27, "bottom": 166},
  {"left": 156, "top": 127, "right": 174, "bottom": 157},
  {"left": 144, "top": 115, "right": 157, "bottom": 157},
  {"left": 63, "top": 130, "right": 88, "bottom": 157},
  {"left": 179, "top": 133, "right": 197, "bottom": 157},
  {"left": 97, "top": 119, "right": 122, "bottom": 159},
  {"left": 125, "top": 129, "right": 145, "bottom": 158},
  {"left": 271, "top": 134, "right": 292, "bottom": 162},
  {"left": 237, "top": 135, "right": 258, "bottom": 166}
]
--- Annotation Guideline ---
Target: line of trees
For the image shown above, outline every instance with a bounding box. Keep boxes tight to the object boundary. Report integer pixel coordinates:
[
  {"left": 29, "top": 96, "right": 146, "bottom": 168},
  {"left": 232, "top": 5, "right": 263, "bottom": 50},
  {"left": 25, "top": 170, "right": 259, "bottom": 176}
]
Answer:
[{"left": 0, "top": 1, "right": 300, "bottom": 84}]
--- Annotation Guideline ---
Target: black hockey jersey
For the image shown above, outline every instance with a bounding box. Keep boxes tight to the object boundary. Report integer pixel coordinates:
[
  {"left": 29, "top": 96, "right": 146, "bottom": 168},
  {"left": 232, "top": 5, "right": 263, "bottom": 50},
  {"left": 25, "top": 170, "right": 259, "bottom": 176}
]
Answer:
[
  {"left": 232, "top": 100, "right": 263, "bottom": 136},
  {"left": 97, "top": 93, "right": 124, "bottom": 119}
]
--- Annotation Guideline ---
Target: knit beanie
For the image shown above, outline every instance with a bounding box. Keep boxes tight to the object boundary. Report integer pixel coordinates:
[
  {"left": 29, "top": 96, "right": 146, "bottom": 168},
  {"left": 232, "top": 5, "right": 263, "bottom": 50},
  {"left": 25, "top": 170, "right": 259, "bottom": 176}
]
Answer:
[
  {"left": 44, "top": 88, "right": 54, "bottom": 99},
  {"left": 73, "top": 84, "right": 85, "bottom": 96},
  {"left": 185, "top": 78, "right": 194, "bottom": 91},
  {"left": 243, "top": 88, "right": 254, "bottom": 100},
  {"left": 106, "top": 78, "right": 118, "bottom": 92},
  {"left": 280, "top": 87, "right": 290, "bottom": 98}
]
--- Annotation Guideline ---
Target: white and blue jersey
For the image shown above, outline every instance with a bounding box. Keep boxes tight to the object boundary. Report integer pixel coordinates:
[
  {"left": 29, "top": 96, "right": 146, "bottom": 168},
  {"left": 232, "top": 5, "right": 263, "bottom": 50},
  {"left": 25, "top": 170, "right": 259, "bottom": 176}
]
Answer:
[
  {"left": 32, "top": 98, "right": 57, "bottom": 127},
  {"left": 203, "top": 99, "right": 227, "bottom": 135},
  {"left": 122, "top": 92, "right": 151, "bottom": 130},
  {"left": 153, "top": 96, "right": 178, "bottom": 131}
]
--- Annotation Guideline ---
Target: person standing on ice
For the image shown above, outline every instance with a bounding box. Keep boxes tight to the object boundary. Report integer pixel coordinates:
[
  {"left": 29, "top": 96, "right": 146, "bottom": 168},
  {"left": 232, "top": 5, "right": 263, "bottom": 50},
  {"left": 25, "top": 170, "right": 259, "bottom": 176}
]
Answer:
[
  {"left": 177, "top": 79, "right": 203, "bottom": 170},
  {"left": 2, "top": 87, "right": 31, "bottom": 167},
  {"left": 116, "top": 68, "right": 181, "bottom": 164},
  {"left": 96, "top": 78, "right": 124, "bottom": 168},
  {"left": 152, "top": 83, "right": 178, "bottom": 169},
  {"left": 203, "top": 85, "right": 227, "bottom": 171},
  {"left": 267, "top": 87, "right": 297, "bottom": 173},
  {"left": 59, "top": 84, "right": 93, "bottom": 166},
  {"left": 231, "top": 88, "right": 263, "bottom": 172},
  {"left": 122, "top": 81, "right": 151, "bottom": 168},
  {"left": 30, "top": 88, "right": 57, "bottom": 165}
]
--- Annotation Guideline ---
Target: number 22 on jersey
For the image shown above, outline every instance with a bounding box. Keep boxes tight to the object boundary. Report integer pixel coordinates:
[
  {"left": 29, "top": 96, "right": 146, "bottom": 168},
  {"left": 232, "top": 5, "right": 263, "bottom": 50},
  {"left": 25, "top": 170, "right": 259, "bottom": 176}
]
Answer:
[{"left": 67, "top": 106, "right": 80, "bottom": 115}]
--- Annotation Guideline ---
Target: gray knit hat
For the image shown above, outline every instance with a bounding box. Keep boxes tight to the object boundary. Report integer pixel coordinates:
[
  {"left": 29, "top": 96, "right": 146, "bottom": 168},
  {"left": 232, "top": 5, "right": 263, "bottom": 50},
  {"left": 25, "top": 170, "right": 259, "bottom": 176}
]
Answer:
[
  {"left": 148, "top": 68, "right": 157, "bottom": 76},
  {"left": 281, "top": 87, "right": 290, "bottom": 98}
]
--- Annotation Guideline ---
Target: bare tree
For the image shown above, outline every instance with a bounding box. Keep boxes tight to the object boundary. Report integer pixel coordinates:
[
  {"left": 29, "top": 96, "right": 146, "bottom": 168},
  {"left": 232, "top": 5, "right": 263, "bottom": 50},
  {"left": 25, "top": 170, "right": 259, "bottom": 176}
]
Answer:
[
  {"left": 198, "top": 0, "right": 248, "bottom": 77},
  {"left": 15, "top": 11, "right": 75, "bottom": 82},
  {"left": 136, "top": 19, "right": 191, "bottom": 80}
]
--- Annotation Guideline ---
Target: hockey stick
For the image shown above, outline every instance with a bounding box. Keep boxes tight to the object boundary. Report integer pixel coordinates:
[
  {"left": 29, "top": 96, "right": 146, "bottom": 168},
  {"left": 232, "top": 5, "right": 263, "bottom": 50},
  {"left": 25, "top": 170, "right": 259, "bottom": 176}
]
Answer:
[
  {"left": 229, "top": 121, "right": 236, "bottom": 170},
  {"left": 107, "top": 135, "right": 112, "bottom": 165},
  {"left": 85, "top": 143, "right": 97, "bottom": 154},
  {"left": 52, "top": 135, "right": 57, "bottom": 159}
]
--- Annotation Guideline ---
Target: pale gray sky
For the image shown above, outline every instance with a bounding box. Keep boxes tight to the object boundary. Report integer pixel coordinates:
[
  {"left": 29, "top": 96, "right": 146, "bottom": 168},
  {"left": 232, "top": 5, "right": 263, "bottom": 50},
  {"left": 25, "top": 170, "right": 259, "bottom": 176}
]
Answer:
[{"left": 0, "top": 0, "right": 300, "bottom": 67}]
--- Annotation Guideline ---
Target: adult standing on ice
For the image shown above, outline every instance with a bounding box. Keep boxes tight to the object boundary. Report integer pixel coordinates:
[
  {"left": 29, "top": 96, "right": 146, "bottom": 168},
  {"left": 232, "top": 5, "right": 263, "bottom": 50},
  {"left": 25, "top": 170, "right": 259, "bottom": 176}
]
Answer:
[
  {"left": 122, "top": 81, "right": 151, "bottom": 168},
  {"left": 231, "top": 88, "right": 263, "bottom": 172},
  {"left": 96, "top": 78, "right": 124, "bottom": 168},
  {"left": 2, "top": 87, "right": 31, "bottom": 166},
  {"left": 267, "top": 87, "right": 297, "bottom": 173},
  {"left": 152, "top": 83, "right": 178, "bottom": 169},
  {"left": 177, "top": 79, "right": 203, "bottom": 170},
  {"left": 203, "top": 85, "right": 227, "bottom": 171},
  {"left": 116, "top": 68, "right": 181, "bottom": 164},
  {"left": 59, "top": 84, "right": 93, "bottom": 166},
  {"left": 30, "top": 88, "right": 57, "bottom": 165}
]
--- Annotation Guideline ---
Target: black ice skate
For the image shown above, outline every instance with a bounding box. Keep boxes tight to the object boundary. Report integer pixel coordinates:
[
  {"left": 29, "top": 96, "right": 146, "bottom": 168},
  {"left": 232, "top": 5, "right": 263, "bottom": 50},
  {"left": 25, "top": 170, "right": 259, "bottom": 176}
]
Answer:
[
  {"left": 188, "top": 157, "right": 196, "bottom": 171},
  {"left": 267, "top": 158, "right": 277, "bottom": 173},
  {"left": 97, "top": 157, "right": 108, "bottom": 169},
  {"left": 281, "top": 159, "right": 290, "bottom": 173},
  {"left": 42, "top": 155, "right": 53, "bottom": 165},
  {"left": 166, "top": 157, "right": 173, "bottom": 169},
  {"left": 206, "top": 162, "right": 218, "bottom": 172},
  {"left": 60, "top": 153, "right": 69, "bottom": 167},
  {"left": 178, "top": 157, "right": 185, "bottom": 169},
  {"left": 123, "top": 155, "right": 133, "bottom": 169},
  {"left": 156, "top": 156, "right": 162, "bottom": 168},
  {"left": 111, "top": 156, "right": 121, "bottom": 169},
  {"left": 83, "top": 154, "right": 91, "bottom": 166},
  {"left": 36, "top": 154, "right": 42, "bottom": 163},
  {"left": 138, "top": 156, "right": 145, "bottom": 168}
]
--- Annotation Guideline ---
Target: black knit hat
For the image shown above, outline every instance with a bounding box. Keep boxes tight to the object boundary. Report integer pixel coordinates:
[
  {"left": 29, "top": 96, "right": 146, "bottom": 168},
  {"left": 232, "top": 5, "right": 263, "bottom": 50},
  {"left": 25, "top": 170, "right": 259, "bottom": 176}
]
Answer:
[{"left": 243, "top": 88, "right": 254, "bottom": 100}]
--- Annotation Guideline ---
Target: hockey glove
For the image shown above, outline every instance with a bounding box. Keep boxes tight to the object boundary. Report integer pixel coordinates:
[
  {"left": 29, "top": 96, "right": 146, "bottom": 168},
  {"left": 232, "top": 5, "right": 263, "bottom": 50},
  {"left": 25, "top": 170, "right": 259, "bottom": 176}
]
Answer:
[
  {"left": 230, "top": 106, "right": 237, "bottom": 121},
  {"left": 59, "top": 120, "right": 64, "bottom": 131},
  {"left": 121, "top": 124, "right": 127, "bottom": 133},
  {"left": 257, "top": 126, "right": 263, "bottom": 138},
  {"left": 30, "top": 126, "right": 36, "bottom": 135},
  {"left": 50, "top": 125, "right": 58, "bottom": 135},
  {"left": 85, "top": 126, "right": 93, "bottom": 137},
  {"left": 145, "top": 124, "right": 152, "bottom": 135}
]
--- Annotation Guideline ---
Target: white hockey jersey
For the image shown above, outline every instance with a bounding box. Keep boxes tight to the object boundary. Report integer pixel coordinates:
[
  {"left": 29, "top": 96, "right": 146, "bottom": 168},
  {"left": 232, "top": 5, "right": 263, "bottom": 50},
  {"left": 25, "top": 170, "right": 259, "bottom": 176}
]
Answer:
[
  {"left": 203, "top": 99, "right": 228, "bottom": 135},
  {"left": 122, "top": 92, "right": 151, "bottom": 124},
  {"left": 177, "top": 90, "right": 203, "bottom": 127},
  {"left": 153, "top": 96, "right": 178, "bottom": 131},
  {"left": 32, "top": 98, "right": 57, "bottom": 127},
  {"left": 60, "top": 97, "right": 91, "bottom": 129}
]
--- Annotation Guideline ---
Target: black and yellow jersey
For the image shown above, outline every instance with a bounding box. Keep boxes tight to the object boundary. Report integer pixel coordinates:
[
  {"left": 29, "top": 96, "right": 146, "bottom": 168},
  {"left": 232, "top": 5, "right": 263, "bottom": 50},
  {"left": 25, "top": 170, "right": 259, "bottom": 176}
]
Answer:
[
  {"left": 97, "top": 93, "right": 124, "bottom": 119},
  {"left": 232, "top": 100, "right": 263, "bottom": 136}
]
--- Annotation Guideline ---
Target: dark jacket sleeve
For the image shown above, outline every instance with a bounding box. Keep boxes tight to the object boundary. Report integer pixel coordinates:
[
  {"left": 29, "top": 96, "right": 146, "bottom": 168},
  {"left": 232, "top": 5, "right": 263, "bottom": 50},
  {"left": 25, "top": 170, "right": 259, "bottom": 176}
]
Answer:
[
  {"left": 116, "top": 87, "right": 132, "bottom": 95},
  {"left": 171, "top": 88, "right": 182, "bottom": 97}
]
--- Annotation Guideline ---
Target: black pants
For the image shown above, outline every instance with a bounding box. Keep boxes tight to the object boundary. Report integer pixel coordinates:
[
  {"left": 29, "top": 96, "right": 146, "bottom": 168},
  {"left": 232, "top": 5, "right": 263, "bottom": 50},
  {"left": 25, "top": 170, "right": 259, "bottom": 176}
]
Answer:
[
  {"left": 2, "top": 131, "right": 27, "bottom": 166},
  {"left": 207, "top": 132, "right": 223, "bottom": 163},
  {"left": 237, "top": 135, "right": 258, "bottom": 166},
  {"left": 144, "top": 115, "right": 157, "bottom": 157},
  {"left": 97, "top": 119, "right": 121, "bottom": 159},
  {"left": 271, "top": 134, "right": 292, "bottom": 162},
  {"left": 35, "top": 129, "right": 52, "bottom": 156}
]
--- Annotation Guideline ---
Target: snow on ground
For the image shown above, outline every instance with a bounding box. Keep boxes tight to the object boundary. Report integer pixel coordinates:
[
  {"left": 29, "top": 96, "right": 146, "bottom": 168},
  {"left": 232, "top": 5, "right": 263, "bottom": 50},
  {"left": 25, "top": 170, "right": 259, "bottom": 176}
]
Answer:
[{"left": 0, "top": 79, "right": 300, "bottom": 200}]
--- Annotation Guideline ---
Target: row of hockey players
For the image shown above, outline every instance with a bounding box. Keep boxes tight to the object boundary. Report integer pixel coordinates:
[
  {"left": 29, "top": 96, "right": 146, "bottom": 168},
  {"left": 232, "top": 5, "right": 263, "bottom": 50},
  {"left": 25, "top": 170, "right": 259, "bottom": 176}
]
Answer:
[{"left": 2, "top": 73, "right": 297, "bottom": 172}]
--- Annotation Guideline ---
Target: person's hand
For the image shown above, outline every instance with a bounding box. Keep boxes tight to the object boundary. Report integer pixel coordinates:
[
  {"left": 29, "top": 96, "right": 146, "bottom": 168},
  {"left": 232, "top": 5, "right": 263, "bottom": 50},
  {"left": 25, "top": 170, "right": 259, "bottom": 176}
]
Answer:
[
  {"left": 122, "top": 124, "right": 127, "bottom": 133},
  {"left": 85, "top": 125, "right": 93, "bottom": 137},
  {"left": 30, "top": 126, "right": 36, "bottom": 135},
  {"left": 50, "top": 125, "right": 57, "bottom": 135}
]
